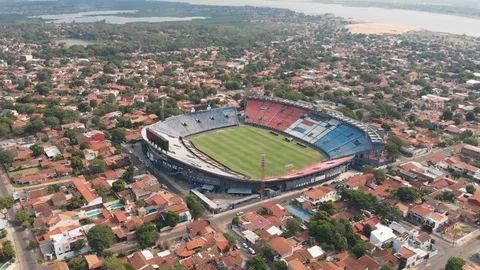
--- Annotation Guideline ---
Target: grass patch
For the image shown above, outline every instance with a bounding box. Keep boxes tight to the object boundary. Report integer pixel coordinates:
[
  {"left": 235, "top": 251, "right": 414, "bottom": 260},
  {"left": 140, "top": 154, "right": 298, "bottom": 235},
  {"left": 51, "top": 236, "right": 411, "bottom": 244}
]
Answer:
[
  {"left": 8, "top": 167, "right": 39, "bottom": 177},
  {"left": 104, "top": 195, "right": 117, "bottom": 203},
  {"left": 189, "top": 126, "right": 325, "bottom": 179}
]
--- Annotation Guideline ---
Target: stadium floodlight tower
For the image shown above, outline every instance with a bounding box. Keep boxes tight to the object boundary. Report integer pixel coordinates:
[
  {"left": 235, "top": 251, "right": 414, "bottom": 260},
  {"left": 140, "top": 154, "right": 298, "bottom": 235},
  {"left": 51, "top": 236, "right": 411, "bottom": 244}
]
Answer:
[
  {"left": 261, "top": 154, "right": 266, "bottom": 179},
  {"left": 261, "top": 154, "right": 266, "bottom": 197}
]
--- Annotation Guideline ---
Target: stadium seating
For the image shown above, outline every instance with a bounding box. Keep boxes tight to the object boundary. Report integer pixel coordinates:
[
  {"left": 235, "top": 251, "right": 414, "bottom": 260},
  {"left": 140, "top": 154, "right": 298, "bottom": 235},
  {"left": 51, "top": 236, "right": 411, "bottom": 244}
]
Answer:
[
  {"left": 150, "top": 107, "right": 239, "bottom": 137},
  {"left": 244, "top": 99, "right": 375, "bottom": 158}
]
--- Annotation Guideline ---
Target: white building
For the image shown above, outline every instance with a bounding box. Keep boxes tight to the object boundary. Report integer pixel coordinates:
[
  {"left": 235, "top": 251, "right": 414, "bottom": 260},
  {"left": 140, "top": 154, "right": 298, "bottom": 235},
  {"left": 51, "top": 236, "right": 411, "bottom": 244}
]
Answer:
[
  {"left": 40, "top": 224, "right": 93, "bottom": 261},
  {"left": 370, "top": 224, "right": 396, "bottom": 248}
]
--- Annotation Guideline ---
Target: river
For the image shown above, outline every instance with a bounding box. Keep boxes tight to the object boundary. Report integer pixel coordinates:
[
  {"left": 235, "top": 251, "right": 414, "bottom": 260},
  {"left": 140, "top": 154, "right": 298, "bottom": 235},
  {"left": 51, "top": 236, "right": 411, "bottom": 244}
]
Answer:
[
  {"left": 168, "top": 0, "right": 480, "bottom": 36},
  {"left": 31, "top": 10, "right": 207, "bottom": 24}
]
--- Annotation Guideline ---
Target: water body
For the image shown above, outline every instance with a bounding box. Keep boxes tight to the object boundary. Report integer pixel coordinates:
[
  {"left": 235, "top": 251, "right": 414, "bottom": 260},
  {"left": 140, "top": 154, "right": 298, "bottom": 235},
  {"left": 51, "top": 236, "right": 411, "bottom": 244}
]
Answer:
[
  {"left": 169, "top": 0, "right": 480, "bottom": 36},
  {"left": 31, "top": 10, "right": 207, "bottom": 24},
  {"left": 54, "top": 39, "right": 96, "bottom": 46}
]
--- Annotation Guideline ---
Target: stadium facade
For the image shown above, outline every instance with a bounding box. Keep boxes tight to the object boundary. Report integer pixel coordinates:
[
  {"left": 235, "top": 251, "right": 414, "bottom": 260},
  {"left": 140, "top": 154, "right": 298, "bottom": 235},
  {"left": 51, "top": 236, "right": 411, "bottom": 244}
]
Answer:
[{"left": 141, "top": 96, "right": 385, "bottom": 193}]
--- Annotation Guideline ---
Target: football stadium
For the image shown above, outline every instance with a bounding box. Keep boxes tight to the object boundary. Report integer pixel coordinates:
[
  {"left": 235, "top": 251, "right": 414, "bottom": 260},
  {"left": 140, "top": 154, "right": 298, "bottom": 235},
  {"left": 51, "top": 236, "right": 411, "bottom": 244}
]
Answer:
[{"left": 141, "top": 96, "right": 385, "bottom": 195}]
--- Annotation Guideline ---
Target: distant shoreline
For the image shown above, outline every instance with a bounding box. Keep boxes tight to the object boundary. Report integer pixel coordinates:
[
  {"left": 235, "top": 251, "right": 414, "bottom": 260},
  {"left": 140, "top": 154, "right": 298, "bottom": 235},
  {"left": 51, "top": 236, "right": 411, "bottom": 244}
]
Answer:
[
  {"left": 345, "top": 23, "right": 419, "bottom": 35},
  {"left": 310, "top": 0, "right": 480, "bottom": 21}
]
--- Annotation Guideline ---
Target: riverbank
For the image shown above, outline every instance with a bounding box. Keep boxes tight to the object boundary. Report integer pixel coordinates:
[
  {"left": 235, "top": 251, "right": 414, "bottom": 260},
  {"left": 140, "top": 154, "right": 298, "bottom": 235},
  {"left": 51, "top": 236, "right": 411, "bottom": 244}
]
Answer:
[
  {"left": 345, "top": 23, "right": 419, "bottom": 35},
  {"left": 311, "top": 0, "right": 480, "bottom": 20}
]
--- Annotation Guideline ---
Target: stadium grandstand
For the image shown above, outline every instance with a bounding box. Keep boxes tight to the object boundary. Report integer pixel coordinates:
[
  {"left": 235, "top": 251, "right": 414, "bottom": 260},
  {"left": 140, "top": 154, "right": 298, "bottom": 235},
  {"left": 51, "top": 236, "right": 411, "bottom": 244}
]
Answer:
[{"left": 142, "top": 97, "right": 385, "bottom": 195}]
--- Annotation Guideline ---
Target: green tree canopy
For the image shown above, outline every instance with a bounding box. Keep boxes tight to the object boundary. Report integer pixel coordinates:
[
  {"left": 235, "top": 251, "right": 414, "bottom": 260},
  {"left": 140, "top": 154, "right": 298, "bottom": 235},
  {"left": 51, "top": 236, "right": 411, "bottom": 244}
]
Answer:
[
  {"left": 186, "top": 194, "right": 205, "bottom": 219},
  {"left": 68, "top": 257, "right": 88, "bottom": 270},
  {"left": 112, "top": 180, "right": 126, "bottom": 192},
  {"left": 246, "top": 255, "right": 268, "bottom": 270},
  {"left": 396, "top": 187, "right": 422, "bottom": 203},
  {"left": 445, "top": 257, "right": 466, "bottom": 270},
  {"left": 136, "top": 223, "right": 159, "bottom": 248},
  {"left": 101, "top": 256, "right": 125, "bottom": 270},
  {"left": 87, "top": 224, "right": 115, "bottom": 254}
]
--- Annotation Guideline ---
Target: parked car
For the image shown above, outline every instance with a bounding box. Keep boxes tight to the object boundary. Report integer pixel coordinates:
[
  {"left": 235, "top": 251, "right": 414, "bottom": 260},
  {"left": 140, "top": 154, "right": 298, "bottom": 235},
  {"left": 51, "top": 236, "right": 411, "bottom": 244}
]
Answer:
[
  {"left": 235, "top": 244, "right": 241, "bottom": 250},
  {"left": 248, "top": 248, "right": 256, "bottom": 255},
  {"left": 242, "top": 243, "right": 248, "bottom": 249},
  {"left": 236, "top": 211, "right": 244, "bottom": 216}
]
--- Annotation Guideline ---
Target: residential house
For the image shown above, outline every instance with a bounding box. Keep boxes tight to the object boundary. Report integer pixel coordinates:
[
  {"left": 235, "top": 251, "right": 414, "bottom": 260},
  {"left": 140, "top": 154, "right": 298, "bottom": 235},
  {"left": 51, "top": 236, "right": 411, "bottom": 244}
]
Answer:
[
  {"left": 369, "top": 224, "right": 396, "bottom": 248},
  {"left": 39, "top": 224, "right": 91, "bottom": 261},
  {"left": 268, "top": 236, "right": 294, "bottom": 259},
  {"left": 72, "top": 177, "right": 102, "bottom": 207},
  {"left": 301, "top": 186, "right": 338, "bottom": 206},
  {"left": 407, "top": 204, "right": 435, "bottom": 224}
]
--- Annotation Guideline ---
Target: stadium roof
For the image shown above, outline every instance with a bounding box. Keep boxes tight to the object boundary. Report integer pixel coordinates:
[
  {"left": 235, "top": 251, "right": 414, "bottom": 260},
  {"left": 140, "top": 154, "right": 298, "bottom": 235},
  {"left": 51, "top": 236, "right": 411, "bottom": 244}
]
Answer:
[
  {"left": 227, "top": 188, "right": 252, "bottom": 195},
  {"left": 190, "top": 189, "right": 219, "bottom": 210}
]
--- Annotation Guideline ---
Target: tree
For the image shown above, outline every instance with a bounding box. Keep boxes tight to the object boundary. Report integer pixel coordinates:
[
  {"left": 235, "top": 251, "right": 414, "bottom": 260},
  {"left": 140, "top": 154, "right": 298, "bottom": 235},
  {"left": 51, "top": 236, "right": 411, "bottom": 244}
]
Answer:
[
  {"left": 0, "top": 149, "right": 16, "bottom": 164},
  {"left": 112, "top": 180, "right": 126, "bottom": 192},
  {"left": 352, "top": 241, "right": 367, "bottom": 258},
  {"left": 101, "top": 257, "right": 125, "bottom": 270},
  {"left": 48, "top": 184, "right": 60, "bottom": 193},
  {"left": 466, "top": 111, "right": 476, "bottom": 122},
  {"left": 90, "top": 99, "right": 98, "bottom": 108},
  {"left": 71, "top": 156, "right": 84, "bottom": 171},
  {"left": 29, "top": 144, "right": 45, "bottom": 157},
  {"left": 87, "top": 224, "right": 115, "bottom": 254},
  {"left": 122, "top": 165, "right": 135, "bottom": 183},
  {"left": 68, "top": 257, "right": 88, "bottom": 270},
  {"left": 71, "top": 239, "right": 85, "bottom": 254},
  {"left": 0, "top": 241, "right": 15, "bottom": 262},
  {"left": 375, "top": 202, "right": 403, "bottom": 222},
  {"left": 363, "top": 224, "right": 372, "bottom": 238},
  {"left": 396, "top": 187, "right": 422, "bottom": 203},
  {"left": 223, "top": 232, "right": 236, "bottom": 250},
  {"left": 90, "top": 159, "right": 106, "bottom": 174},
  {"left": 451, "top": 171, "right": 462, "bottom": 180},
  {"left": 110, "top": 128, "right": 127, "bottom": 145},
  {"left": 0, "top": 197, "right": 14, "bottom": 209},
  {"left": 463, "top": 137, "right": 479, "bottom": 146},
  {"left": 466, "top": 184, "right": 476, "bottom": 194},
  {"left": 341, "top": 189, "right": 376, "bottom": 210},
  {"left": 246, "top": 256, "right": 268, "bottom": 270},
  {"left": 94, "top": 185, "right": 109, "bottom": 200},
  {"left": 286, "top": 218, "right": 302, "bottom": 236},
  {"left": 136, "top": 223, "right": 159, "bottom": 248},
  {"left": 436, "top": 191, "right": 456, "bottom": 202},
  {"left": 66, "top": 196, "right": 83, "bottom": 210},
  {"left": 79, "top": 141, "right": 90, "bottom": 150},
  {"left": 186, "top": 195, "right": 205, "bottom": 219},
  {"left": 16, "top": 210, "right": 31, "bottom": 224},
  {"left": 232, "top": 216, "right": 240, "bottom": 226},
  {"left": 443, "top": 110, "right": 454, "bottom": 120},
  {"left": 164, "top": 211, "right": 181, "bottom": 228},
  {"left": 318, "top": 201, "right": 336, "bottom": 216},
  {"left": 35, "top": 82, "right": 52, "bottom": 95},
  {"left": 445, "top": 257, "right": 466, "bottom": 270},
  {"left": 275, "top": 260, "right": 288, "bottom": 270},
  {"left": 372, "top": 169, "right": 386, "bottom": 184}
]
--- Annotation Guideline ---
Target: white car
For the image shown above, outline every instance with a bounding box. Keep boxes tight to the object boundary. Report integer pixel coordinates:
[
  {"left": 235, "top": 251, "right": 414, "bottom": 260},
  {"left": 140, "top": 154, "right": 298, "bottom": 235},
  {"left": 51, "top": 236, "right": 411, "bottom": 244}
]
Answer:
[
  {"left": 242, "top": 243, "right": 248, "bottom": 249},
  {"left": 236, "top": 211, "right": 244, "bottom": 216},
  {"left": 248, "top": 248, "right": 255, "bottom": 255}
]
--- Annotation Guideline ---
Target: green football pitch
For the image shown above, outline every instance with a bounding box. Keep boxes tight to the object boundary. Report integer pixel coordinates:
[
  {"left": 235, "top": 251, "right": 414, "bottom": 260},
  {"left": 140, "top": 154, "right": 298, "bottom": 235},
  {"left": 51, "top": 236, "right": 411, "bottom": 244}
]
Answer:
[{"left": 188, "top": 126, "right": 325, "bottom": 179}]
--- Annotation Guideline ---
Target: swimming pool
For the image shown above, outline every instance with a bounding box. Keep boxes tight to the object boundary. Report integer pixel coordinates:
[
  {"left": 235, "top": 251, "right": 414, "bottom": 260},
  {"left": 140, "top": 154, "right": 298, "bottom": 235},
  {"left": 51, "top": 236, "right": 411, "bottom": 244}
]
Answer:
[
  {"left": 285, "top": 204, "right": 312, "bottom": 222},
  {"left": 109, "top": 203, "right": 124, "bottom": 211},
  {"left": 86, "top": 209, "right": 102, "bottom": 217},
  {"left": 0, "top": 260, "right": 12, "bottom": 270}
]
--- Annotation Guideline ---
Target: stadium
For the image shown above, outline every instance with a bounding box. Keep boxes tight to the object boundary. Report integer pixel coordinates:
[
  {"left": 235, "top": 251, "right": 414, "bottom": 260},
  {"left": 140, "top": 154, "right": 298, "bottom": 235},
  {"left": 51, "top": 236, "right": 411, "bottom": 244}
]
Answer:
[{"left": 141, "top": 96, "right": 385, "bottom": 195}]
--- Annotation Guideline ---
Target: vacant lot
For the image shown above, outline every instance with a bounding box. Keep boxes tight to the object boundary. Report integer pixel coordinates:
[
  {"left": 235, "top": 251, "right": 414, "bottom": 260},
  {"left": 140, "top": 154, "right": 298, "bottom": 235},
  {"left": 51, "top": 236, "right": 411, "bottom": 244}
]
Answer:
[{"left": 189, "top": 126, "right": 324, "bottom": 179}]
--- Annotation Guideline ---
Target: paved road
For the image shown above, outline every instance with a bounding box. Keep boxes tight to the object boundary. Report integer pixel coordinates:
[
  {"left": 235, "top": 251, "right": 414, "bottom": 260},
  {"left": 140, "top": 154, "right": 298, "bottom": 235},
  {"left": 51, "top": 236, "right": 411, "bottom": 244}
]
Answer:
[
  {"left": 0, "top": 166, "right": 46, "bottom": 270},
  {"left": 392, "top": 146, "right": 457, "bottom": 167}
]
